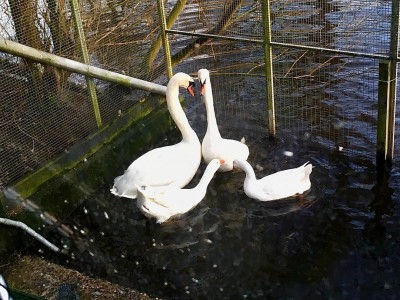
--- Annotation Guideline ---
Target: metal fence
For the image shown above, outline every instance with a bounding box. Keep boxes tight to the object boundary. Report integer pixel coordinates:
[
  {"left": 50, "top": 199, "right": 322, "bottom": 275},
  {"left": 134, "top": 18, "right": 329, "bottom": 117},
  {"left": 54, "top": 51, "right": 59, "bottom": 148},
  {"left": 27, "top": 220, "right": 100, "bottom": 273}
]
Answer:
[
  {"left": 0, "top": 0, "right": 168, "bottom": 187},
  {"left": 162, "top": 0, "right": 399, "bottom": 169},
  {"left": 0, "top": 0, "right": 399, "bottom": 188}
]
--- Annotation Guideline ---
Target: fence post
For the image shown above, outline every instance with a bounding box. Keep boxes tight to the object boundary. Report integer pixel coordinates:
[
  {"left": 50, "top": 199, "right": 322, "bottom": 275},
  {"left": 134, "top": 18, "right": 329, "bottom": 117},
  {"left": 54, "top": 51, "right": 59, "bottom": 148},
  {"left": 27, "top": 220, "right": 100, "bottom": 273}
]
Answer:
[
  {"left": 157, "top": 0, "right": 174, "bottom": 79},
  {"left": 261, "top": 0, "right": 276, "bottom": 137},
  {"left": 377, "top": 60, "right": 391, "bottom": 177},
  {"left": 70, "top": 0, "right": 102, "bottom": 128},
  {"left": 385, "top": 0, "right": 400, "bottom": 167}
]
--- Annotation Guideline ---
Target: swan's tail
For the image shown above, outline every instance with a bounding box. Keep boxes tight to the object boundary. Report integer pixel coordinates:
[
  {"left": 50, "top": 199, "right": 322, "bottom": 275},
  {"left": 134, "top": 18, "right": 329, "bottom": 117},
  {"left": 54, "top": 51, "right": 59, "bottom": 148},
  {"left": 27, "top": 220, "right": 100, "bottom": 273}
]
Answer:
[
  {"left": 110, "top": 175, "right": 138, "bottom": 199},
  {"left": 302, "top": 162, "right": 313, "bottom": 177}
]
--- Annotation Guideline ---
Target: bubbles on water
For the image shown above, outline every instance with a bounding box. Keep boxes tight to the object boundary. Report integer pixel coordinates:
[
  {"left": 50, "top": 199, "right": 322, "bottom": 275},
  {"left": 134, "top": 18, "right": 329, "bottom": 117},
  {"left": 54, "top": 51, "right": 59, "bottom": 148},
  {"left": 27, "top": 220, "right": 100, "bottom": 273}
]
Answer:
[
  {"left": 83, "top": 207, "right": 88, "bottom": 214},
  {"left": 283, "top": 151, "right": 294, "bottom": 157},
  {"left": 104, "top": 212, "right": 109, "bottom": 219},
  {"left": 255, "top": 164, "right": 264, "bottom": 171},
  {"left": 192, "top": 278, "right": 199, "bottom": 284}
]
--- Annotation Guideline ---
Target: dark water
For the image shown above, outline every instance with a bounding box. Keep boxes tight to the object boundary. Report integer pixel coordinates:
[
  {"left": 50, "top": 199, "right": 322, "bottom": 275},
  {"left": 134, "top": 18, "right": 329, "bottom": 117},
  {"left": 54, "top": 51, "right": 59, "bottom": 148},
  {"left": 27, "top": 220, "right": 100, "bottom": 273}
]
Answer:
[
  {"left": 4, "top": 0, "right": 400, "bottom": 299},
  {"left": 20, "top": 76, "right": 400, "bottom": 299}
]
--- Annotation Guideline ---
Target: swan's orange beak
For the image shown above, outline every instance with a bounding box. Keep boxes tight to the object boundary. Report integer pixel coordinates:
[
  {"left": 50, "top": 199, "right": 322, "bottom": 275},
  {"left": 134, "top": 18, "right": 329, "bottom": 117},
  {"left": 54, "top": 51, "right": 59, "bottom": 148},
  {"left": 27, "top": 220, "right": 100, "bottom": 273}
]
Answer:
[
  {"left": 219, "top": 159, "right": 225, "bottom": 164},
  {"left": 187, "top": 81, "right": 195, "bottom": 97}
]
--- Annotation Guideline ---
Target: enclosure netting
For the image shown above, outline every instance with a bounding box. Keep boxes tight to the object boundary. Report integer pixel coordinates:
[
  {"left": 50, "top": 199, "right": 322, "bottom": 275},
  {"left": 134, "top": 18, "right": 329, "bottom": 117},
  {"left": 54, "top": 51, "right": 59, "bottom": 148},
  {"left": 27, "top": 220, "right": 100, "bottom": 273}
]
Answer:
[
  {"left": 168, "top": 0, "right": 396, "bottom": 163},
  {"left": 0, "top": 0, "right": 399, "bottom": 188},
  {"left": 0, "top": 0, "right": 167, "bottom": 187}
]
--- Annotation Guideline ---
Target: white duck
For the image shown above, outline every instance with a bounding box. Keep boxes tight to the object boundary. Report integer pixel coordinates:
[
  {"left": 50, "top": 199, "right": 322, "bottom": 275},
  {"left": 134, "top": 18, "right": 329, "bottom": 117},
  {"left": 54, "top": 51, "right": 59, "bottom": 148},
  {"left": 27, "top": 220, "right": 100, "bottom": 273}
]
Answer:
[
  {"left": 233, "top": 159, "right": 313, "bottom": 201},
  {"left": 198, "top": 69, "right": 249, "bottom": 172},
  {"left": 136, "top": 159, "right": 223, "bottom": 223},
  {"left": 110, "top": 72, "right": 201, "bottom": 199}
]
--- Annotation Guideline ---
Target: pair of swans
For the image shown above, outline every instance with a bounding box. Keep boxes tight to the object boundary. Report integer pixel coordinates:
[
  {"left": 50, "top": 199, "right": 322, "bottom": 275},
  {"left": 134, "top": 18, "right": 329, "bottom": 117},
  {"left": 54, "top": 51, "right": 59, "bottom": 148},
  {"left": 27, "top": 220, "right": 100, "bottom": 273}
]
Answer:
[{"left": 111, "top": 70, "right": 312, "bottom": 223}]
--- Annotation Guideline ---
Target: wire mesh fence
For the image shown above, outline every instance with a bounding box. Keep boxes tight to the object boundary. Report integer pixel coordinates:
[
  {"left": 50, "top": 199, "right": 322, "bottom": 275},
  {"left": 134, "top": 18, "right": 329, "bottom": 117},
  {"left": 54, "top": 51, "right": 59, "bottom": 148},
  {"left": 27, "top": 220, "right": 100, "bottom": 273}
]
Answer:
[
  {"left": 0, "top": 0, "right": 399, "bottom": 188},
  {"left": 0, "top": 0, "right": 168, "bottom": 187},
  {"left": 167, "top": 0, "right": 395, "bottom": 163},
  {"left": 271, "top": 0, "right": 392, "bottom": 56}
]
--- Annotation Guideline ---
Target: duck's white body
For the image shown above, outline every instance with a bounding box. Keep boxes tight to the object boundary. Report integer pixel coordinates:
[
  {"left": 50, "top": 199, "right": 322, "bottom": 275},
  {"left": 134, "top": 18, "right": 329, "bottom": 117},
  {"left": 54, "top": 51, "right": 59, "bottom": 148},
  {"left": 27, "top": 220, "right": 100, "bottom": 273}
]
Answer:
[
  {"left": 110, "top": 73, "right": 201, "bottom": 199},
  {"left": 198, "top": 69, "right": 249, "bottom": 172},
  {"left": 233, "top": 159, "right": 312, "bottom": 201},
  {"left": 136, "top": 159, "right": 222, "bottom": 223}
]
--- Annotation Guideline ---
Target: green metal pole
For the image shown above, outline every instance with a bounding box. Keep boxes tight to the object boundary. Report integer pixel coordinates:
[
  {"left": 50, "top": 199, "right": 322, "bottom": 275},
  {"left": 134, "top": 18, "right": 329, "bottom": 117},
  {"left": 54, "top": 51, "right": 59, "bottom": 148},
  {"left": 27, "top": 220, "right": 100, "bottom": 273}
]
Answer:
[
  {"left": 261, "top": 0, "right": 276, "bottom": 137},
  {"left": 157, "top": 0, "right": 174, "bottom": 79},
  {"left": 386, "top": 0, "right": 399, "bottom": 166},
  {"left": 70, "top": 0, "right": 102, "bottom": 128},
  {"left": 376, "top": 60, "right": 390, "bottom": 177}
]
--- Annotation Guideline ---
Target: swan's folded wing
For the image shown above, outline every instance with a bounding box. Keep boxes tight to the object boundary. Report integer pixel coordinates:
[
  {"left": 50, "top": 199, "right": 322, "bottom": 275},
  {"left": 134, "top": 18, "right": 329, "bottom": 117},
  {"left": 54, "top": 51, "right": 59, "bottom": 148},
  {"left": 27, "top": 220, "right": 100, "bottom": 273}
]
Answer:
[{"left": 137, "top": 184, "right": 179, "bottom": 208}]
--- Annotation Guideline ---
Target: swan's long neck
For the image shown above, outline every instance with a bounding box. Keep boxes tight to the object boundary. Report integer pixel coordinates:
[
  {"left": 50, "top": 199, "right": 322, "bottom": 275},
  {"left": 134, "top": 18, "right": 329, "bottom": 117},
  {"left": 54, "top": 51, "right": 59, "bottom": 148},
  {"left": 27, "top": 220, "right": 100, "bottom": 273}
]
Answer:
[
  {"left": 203, "top": 80, "right": 221, "bottom": 138},
  {"left": 195, "top": 165, "right": 217, "bottom": 193},
  {"left": 240, "top": 161, "right": 257, "bottom": 182},
  {"left": 167, "top": 83, "right": 198, "bottom": 142}
]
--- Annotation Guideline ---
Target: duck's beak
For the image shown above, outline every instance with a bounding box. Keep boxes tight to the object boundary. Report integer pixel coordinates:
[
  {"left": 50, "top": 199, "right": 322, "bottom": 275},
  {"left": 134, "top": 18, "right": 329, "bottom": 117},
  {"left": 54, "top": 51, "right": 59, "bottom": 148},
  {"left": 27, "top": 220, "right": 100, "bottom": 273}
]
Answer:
[
  {"left": 187, "top": 81, "right": 195, "bottom": 96},
  {"left": 219, "top": 159, "right": 225, "bottom": 164}
]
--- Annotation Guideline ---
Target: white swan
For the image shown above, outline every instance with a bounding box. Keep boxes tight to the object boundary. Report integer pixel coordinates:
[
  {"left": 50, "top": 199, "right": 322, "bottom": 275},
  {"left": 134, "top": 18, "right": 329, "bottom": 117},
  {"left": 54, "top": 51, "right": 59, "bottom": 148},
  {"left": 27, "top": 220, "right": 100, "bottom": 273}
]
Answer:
[
  {"left": 233, "top": 159, "right": 313, "bottom": 201},
  {"left": 198, "top": 69, "right": 249, "bottom": 172},
  {"left": 110, "top": 72, "right": 201, "bottom": 199},
  {"left": 136, "top": 159, "right": 223, "bottom": 223}
]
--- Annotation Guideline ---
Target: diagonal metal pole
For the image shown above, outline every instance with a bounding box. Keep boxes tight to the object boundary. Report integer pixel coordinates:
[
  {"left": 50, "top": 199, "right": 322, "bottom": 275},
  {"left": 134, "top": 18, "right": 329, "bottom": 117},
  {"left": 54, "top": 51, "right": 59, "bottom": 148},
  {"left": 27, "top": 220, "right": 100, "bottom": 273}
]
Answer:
[
  {"left": 157, "top": 0, "right": 174, "bottom": 79},
  {"left": 70, "top": 0, "right": 102, "bottom": 128}
]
